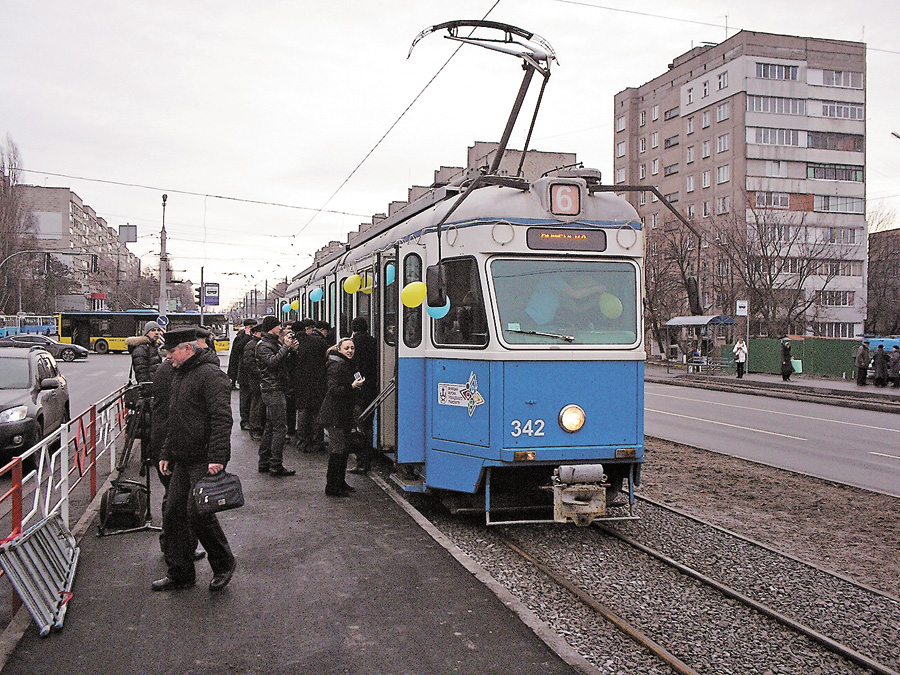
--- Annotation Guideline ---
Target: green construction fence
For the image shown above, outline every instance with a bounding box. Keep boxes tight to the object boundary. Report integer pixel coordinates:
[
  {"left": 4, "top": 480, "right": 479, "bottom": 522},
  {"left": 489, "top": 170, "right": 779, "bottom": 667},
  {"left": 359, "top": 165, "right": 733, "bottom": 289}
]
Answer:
[{"left": 722, "top": 336, "right": 860, "bottom": 379}]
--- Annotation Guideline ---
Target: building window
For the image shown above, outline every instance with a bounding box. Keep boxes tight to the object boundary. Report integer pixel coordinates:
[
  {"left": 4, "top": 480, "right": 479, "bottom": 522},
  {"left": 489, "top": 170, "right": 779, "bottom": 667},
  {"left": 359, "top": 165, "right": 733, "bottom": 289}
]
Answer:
[
  {"left": 686, "top": 117, "right": 694, "bottom": 134},
  {"left": 821, "top": 100, "right": 864, "bottom": 120},
  {"left": 651, "top": 105, "right": 659, "bottom": 121},
  {"left": 686, "top": 145, "right": 695, "bottom": 163},
  {"left": 816, "top": 290, "right": 854, "bottom": 307},
  {"left": 752, "top": 127, "right": 801, "bottom": 146},
  {"left": 664, "top": 106, "right": 680, "bottom": 121},
  {"left": 639, "top": 163, "right": 646, "bottom": 179},
  {"left": 664, "top": 192, "right": 680, "bottom": 203},
  {"left": 807, "top": 163, "right": 864, "bottom": 182},
  {"left": 616, "top": 116, "right": 626, "bottom": 132},
  {"left": 702, "top": 81, "right": 709, "bottom": 97},
  {"left": 716, "top": 164, "right": 730, "bottom": 184},
  {"left": 639, "top": 137, "right": 646, "bottom": 153},
  {"left": 663, "top": 163, "right": 679, "bottom": 176},
  {"left": 716, "top": 195, "right": 730, "bottom": 215},
  {"left": 716, "top": 101, "right": 730, "bottom": 122},
  {"left": 816, "top": 259, "right": 863, "bottom": 276},
  {"left": 813, "top": 195, "right": 865, "bottom": 214},
  {"left": 651, "top": 192, "right": 658, "bottom": 202},
  {"left": 650, "top": 131, "right": 659, "bottom": 148},
  {"left": 686, "top": 175, "right": 695, "bottom": 193},
  {"left": 765, "top": 160, "right": 787, "bottom": 177},
  {"left": 638, "top": 192, "right": 646, "bottom": 206},
  {"left": 757, "top": 62, "right": 799, "bottom": 81},
  {"left": 687, "top": 204, "right": 695, "bottom": 219},
  {"left": 687, "top": 88, "right": 693, "bottom": 104},
  {"left": 717, "top": 72, "right": 728, "bottom": 90},
  {"left": 813, "top": 322, "right": 856, "bottom": 339},
  {"left": 616, "top": 141, "right": 626, "bottom": 158},
  {"left": 651, "top": 213, "right": 658, "bottom": 228},
  {"left": 701, "top": 111, "right": 710, "bottom": 128},
  {"left": 747, "top": 95, "right": 806, "bottom": 115},
  {"left": 822, "top": 69, "right": 863, "bottom": 89},
  {"left": 701, "top": 140, "right": 710, "bottom": 158},
  {"left": 701, "top": 170, "right": 710, "bottom": 188},
  {"left": 664, "top": 135, "right": 679, "bottom": 149},
  {"left": 807, "top": 131, "right": 864, "bottom": 152},
  {"left": 615, "top": 167, "right": 625, "bottom": 184},
  {"left": 821, "top": 226, "right": 859, "bottom": 244},
  {"left": 702, "top": 201, "right": 711, "bottom": 217},
  {"left": 651, "top": 158, "right": 659, "bottom": 175},
  {"left": 755, "top": 192, "right": 791, "bottom": 209},
  {"left": 639, "top": 110, "right": 646, "bottom": 126},
  {"left": 716, "top": 133, "right": 730, "bottom": 153}
]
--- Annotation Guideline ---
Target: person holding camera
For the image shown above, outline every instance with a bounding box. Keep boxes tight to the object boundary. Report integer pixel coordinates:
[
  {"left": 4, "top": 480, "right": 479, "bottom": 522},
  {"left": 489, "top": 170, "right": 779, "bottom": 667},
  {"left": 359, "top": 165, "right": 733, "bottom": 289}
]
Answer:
[
  {"left": 128, "top": 321, "right": 164, "bottom": 383},
  {"left": 255, "top": 316, "right": 298, "bottom": 476},
  {"left": 318, "top": 338, "right": 365, "bottom": 497}
]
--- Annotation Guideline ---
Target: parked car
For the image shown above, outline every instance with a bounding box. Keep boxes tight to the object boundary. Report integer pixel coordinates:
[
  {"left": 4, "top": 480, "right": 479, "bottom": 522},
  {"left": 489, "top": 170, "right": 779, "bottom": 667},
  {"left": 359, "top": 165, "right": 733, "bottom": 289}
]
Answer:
[
  {"left": 0, "top": 334, "right": 89, "bottom": 362},
  {"left": 0, "top": 347, "right": 70, "bottom": 462}
]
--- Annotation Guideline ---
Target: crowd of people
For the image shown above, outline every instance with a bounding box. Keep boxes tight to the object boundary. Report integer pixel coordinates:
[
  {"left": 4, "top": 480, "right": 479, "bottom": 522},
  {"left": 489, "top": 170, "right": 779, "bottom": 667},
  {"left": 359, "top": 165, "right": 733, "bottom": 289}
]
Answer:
[
  {"left": 127, "top": 314, "right": 378, "bottom": 594},
  {"left": 855, "top": 339, "right": 900, "bottom": 388}
]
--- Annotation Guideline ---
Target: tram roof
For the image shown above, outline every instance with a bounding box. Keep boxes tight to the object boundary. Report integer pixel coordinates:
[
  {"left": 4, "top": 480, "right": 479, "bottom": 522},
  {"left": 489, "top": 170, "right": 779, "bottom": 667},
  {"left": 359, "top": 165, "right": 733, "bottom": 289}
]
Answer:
[{"left": 664, "top": 315, "right": 735, "bottom": 327}]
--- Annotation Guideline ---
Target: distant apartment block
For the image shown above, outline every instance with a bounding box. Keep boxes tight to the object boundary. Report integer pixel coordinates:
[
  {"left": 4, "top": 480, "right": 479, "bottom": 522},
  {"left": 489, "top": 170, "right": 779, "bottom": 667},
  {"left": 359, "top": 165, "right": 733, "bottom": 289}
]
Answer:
[{"left": 614, "top": 30, "right": 866, "bottom": 338}]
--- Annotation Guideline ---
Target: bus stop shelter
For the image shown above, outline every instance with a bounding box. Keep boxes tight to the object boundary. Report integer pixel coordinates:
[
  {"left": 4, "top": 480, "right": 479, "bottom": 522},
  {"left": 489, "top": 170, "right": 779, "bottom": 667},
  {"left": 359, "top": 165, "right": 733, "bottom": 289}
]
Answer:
[{"left": 664, "top": 314, "right": 735, "bottom": 373}]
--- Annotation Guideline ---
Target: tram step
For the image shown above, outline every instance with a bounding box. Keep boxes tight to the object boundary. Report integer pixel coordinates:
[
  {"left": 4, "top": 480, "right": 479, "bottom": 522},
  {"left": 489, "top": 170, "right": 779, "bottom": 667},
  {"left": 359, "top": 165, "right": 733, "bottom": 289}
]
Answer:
[{"left": 390, "top": 473, "right": 426, "bottom": 493}]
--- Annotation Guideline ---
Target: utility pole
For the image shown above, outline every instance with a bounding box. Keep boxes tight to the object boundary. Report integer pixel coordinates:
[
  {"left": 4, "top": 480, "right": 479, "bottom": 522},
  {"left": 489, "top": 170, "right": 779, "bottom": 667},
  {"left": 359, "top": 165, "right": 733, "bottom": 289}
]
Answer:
[
  {"left": 200, "top": 265, "right": 205, "bottom": 323},
  {"left": 159, "top": 194, "right": 168, "bottom": 315}
]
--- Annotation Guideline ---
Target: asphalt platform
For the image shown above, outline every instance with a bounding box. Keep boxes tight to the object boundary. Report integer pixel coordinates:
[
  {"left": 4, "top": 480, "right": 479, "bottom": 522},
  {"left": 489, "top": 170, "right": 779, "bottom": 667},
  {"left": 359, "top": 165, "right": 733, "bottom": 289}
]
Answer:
[{"left": 0, "top": 391, "right": 577, "bottom": 675}]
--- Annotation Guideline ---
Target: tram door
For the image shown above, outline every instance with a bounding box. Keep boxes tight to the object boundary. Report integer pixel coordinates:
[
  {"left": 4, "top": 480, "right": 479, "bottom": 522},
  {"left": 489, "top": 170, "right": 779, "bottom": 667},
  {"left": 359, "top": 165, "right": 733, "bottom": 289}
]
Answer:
[{"left": 378, "top": 255, "right": 398, "bottom": 455}]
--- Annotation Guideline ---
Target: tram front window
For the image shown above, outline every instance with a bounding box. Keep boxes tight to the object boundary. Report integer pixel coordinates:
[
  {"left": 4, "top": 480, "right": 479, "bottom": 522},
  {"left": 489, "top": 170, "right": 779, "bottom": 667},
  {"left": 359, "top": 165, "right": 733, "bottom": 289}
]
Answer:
[{"left": 490, "top": 259, "right": 638, "bottom": 346}]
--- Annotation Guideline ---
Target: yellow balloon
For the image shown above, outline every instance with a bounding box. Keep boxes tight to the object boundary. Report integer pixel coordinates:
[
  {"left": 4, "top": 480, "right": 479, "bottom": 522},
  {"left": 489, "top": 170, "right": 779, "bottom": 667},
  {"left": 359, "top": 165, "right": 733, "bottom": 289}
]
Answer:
[
  {"left": 360, "top": 273, "right": 374, "bottom": 295},
  {"left": 343, "top": 274, "right": 361, "bottom": 294},
  {"left": 400, "top": 281, "right": 427, "bottom": 308},
  {"left": 290, "top": 300, "right": 300, "bottom": 311},
  {"left": 599, "top": 292, "right": 623, "bottom": 319}
]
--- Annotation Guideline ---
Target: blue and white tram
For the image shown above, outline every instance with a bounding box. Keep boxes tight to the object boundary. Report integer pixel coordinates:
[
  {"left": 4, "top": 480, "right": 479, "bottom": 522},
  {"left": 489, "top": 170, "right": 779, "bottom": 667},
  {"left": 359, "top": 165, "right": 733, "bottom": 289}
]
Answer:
[{"left": 288, "top": 168, "right": 645, "bottom": 525}]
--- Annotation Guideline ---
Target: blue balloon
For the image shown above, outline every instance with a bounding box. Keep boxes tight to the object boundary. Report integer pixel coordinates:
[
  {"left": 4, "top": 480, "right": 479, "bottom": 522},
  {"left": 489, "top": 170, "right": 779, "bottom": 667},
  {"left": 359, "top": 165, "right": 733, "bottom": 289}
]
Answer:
[
  {"left": 309, "top": 288, "right": 323, "bottom": 302},
  {"left": 385, "top": 264, "right": 396, "bottom": 286},
  {"left": 281, "top": 303, "right": 291, "bottom": 314},
  {"left": 426, "top": 298, "right": 451, "bottom": 319}
]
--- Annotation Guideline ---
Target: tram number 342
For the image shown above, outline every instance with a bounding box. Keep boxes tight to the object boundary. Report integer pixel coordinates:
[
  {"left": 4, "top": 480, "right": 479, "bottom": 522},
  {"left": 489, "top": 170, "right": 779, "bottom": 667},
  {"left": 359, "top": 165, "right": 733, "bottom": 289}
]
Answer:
[{"left": 510, "top": 419, "right": 546, "bottom": 437}]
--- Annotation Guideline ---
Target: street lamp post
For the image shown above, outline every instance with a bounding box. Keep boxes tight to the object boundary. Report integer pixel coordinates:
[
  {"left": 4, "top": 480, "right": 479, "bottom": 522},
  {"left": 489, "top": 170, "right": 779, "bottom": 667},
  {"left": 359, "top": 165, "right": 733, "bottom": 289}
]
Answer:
[{"left": 159, "top": 194, "right": 168, "bottom": 315}]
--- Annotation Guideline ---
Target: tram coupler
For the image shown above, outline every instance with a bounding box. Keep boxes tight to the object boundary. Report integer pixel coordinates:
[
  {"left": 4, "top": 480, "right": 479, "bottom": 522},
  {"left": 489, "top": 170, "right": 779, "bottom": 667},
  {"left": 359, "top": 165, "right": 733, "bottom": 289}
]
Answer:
[{"left": 551, "top": 465, "right": 607, "bottom": 527}]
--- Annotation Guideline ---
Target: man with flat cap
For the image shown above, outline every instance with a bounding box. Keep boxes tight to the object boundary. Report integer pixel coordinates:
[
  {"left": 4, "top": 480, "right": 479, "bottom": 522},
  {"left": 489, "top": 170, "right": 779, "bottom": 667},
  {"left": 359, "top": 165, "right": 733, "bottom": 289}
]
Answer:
[{"left": 153, "top": 327, "right": 236, "bottom": 592}]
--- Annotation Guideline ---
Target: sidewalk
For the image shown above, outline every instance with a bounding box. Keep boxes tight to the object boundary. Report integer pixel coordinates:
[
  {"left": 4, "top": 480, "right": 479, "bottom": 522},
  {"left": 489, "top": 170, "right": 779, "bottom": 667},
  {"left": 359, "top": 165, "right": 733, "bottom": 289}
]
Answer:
[{"left": 0, "top": 394, "right": 577, "bottom": 674}]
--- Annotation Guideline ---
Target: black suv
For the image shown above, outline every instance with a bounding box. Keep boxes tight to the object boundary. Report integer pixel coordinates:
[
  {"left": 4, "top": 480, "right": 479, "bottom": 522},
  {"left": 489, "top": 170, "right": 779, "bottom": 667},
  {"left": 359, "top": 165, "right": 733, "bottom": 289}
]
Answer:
[
  {"left": 0, "top": 334, "right": 90, "bottom": 361},
  {"left": 0, "top": 347, "right": 70, "bottom": 462}
]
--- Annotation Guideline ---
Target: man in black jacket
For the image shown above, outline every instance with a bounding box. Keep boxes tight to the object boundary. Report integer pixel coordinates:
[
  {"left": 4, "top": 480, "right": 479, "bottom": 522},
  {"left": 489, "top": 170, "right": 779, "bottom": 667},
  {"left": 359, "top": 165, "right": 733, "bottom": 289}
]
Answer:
[
  {"left": 152, "top": 328, "right": 236, "bottom": 593},
  {"left": 228, "top": 319, "right": 256, "bottom": 428},
  {"left": 349, "top": 316, "right": 378, "bottom": 473},
  {"left": 256, "top": 315, "right": 297, "bottom": 476},
  {"left": 127, "top": 321, "right": 164, "bottom": 383},
  {"left": 241, "top": 324, "right": 265, "bottom": 439},
  {"left": 294, "top": 318, "right": 328, "bottom": 454}
]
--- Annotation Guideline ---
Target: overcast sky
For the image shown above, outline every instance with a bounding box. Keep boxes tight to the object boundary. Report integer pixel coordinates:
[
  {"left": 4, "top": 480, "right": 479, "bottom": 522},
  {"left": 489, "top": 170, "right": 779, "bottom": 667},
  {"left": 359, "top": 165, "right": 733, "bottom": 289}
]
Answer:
[{"left": 3, "top": 0, "right": 899, "bottom": 310}]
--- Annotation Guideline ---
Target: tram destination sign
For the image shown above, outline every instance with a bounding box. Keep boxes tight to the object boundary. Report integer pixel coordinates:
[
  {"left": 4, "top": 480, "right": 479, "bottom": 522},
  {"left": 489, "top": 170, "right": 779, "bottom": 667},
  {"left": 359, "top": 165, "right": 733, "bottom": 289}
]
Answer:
[{"left": 526, "top": 228, "right": 607, "bottom": 252}]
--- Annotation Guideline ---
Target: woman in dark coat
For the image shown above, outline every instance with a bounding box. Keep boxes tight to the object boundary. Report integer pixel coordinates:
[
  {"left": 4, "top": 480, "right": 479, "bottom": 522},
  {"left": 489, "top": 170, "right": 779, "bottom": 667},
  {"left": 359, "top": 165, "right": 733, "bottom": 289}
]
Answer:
[
  {"left": 872, "top": 344, "right": 890, "bottom": 387},
  {"left": 780, "top": 338, "right": 794, "bottom": 382},
  {"left": 317, "top": 338, "right": 365, "bottom": 497}
]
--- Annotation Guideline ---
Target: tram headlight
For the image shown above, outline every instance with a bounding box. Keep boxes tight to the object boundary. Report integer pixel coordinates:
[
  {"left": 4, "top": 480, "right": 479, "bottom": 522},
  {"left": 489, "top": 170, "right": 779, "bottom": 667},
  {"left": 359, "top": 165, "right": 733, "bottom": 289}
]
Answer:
[{"left": 558, "top": 404, "right": 585, "bottom": 433}]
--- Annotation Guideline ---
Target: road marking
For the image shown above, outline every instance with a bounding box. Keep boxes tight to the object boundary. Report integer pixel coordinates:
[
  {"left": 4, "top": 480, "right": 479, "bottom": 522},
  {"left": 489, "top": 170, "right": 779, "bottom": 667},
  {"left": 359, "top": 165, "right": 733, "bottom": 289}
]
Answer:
[
  {"left": 870, "top": 452, "right": 900, "bottom": 461},
  {"left": 646, "top": 408, "right": 808, "bottom": 441},
  {"left": 645, "top": 387, "right": 900, "bottom": 435}
]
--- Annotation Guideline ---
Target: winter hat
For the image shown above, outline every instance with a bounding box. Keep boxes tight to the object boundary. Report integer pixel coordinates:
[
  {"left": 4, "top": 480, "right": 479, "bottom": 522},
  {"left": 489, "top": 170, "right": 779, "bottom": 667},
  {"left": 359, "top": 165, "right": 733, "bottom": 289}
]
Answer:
[
  {"left": 143, "top": 321, "right": 163, "bottom": 335},
  {"left": 259, "top": 315, "right": 281, "bottom": 333},
  {"left": 242, "top": 318, "right": 257, "bottom": 327},
  {"left": 163, "top": 328, "right": 198, "bottom": 351}
]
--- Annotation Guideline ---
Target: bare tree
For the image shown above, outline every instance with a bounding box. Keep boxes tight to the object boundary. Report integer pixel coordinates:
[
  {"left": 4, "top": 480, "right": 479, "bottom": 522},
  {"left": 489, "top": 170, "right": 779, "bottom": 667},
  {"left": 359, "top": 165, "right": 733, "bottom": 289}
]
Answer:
[
  {"left": 0, "top": 135, "right": 40, "bottom": 313},
  {"left": 866, "top": 205, "right": 899, "bottom": 334}
]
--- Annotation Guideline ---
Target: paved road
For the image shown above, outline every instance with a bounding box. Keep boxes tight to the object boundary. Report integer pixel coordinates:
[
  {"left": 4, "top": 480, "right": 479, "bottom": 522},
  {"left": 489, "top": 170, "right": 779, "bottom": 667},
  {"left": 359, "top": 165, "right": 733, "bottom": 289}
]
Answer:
[
  {"left": 645, "top": 380, "right": 900, "bottom": 497},
  {"left": 56, "top": 353, "right": 131, "bottom": 418}
]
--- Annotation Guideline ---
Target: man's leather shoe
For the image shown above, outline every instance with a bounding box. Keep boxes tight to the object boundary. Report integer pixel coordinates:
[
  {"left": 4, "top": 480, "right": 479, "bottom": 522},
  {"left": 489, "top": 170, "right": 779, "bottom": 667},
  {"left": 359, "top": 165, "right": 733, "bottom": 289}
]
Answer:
[
  {"left": 269, "top": 467, "right": 296, "bottom": 477},
  {"left": 151, "top": 576, "right": 195, "bottom": 592},
  {"left": 325, "top": 488, "right": 349, "bottom": 497},
  {"left": 348, "top": 467, "right": 368, "bottom": 475},
  {"left": 340, "top": 482, "right": 356, "bottom": 493},
  {"left": 209, "top": 561, "right": 236, "bottom": 592},
  {"left": 258, "top": 466, "right": 269, "bottom": 473},
  {"left": 193, "top": 550, "right": 206, "bottom": 561}
]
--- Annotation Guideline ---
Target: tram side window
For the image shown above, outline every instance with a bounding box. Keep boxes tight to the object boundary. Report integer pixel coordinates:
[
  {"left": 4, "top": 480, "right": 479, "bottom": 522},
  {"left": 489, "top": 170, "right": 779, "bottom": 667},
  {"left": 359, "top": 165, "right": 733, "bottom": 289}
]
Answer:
[
  {"left": 384, "top": 261, "right": 397, "bottom": 346},
  {"left": 357, "top": 267, "right": 373, "bottom": 327},
  {"left": 340, "top": 277, "right": 353, "bottom": 337},
  {"left": 403, "top": 254, "right": 422, "bottom": 348},
  {"left": 432, "top": 257, "right": 489, "bottom": 347},
  {"left": 328, "top": 281, "right": 336, "bottom": 324}
]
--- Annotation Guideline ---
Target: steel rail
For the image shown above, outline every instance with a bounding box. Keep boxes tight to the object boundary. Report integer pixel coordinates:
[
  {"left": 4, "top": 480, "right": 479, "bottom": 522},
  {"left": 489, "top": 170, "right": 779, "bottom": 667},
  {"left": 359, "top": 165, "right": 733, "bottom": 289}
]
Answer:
[
  {"left": 495, "top": 533, "right": 700, "bottom": 675},
  {"left": 593, "top": 521, "right": 900, "bottom": 675}
]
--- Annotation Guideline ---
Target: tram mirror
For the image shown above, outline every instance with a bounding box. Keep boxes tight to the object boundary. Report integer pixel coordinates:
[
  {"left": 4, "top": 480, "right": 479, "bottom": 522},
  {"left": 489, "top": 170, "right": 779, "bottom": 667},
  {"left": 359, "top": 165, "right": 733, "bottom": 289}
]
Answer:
[{"left": 426, "top": 264, "right": 447, "bottom": 307}]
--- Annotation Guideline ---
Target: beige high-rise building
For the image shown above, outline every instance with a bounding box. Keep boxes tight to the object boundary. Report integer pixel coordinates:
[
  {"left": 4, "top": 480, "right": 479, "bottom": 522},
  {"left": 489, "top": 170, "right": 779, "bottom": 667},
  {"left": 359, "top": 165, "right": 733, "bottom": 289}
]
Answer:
[{"left": 614, "top": 30, "right": 866, "bottom": 339}]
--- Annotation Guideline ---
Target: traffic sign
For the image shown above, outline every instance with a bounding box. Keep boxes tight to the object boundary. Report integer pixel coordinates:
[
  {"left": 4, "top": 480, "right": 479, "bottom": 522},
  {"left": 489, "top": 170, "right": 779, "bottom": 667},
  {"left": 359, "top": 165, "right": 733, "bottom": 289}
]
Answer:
[
  {"left": 157, "top": 315, "right": 169, "bottom": 327},
  {"left": 735, "top": 300, "right": 748, "bottom": 316},
  {"left": 203, "top": 282, "right": 220, "bottom": 307}
]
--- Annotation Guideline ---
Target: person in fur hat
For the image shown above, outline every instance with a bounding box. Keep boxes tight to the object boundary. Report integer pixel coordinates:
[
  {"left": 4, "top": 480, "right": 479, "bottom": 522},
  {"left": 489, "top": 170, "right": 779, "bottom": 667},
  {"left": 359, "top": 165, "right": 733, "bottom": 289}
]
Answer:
[{"left": 127, "top": 321, "right": 164, "bottom": 383}]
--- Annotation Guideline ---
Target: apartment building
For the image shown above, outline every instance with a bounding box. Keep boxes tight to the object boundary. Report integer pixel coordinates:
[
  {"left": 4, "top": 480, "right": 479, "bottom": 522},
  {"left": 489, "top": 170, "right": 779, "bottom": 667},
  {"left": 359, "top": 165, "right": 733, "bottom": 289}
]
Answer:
[
  {"left": 19, "top": 186, "right": 141, "bottom": 309},
  {"left": 614, "top": 30, "right": 866, "bottom": 338}
]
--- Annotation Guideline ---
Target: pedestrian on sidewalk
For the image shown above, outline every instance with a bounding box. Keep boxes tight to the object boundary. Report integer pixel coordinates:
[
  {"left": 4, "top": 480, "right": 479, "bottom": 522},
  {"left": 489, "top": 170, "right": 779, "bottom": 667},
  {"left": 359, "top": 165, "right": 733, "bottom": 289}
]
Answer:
[
  {"left": 256, "top": 315, "right": 298, "bottom": 476},
  {"left": 732, "top": 338, "right": 748, "bottom": 379},
  {"left": 154, "top": 327, "right": 236, "bottom": 593},
  {"left": 855, "top": 340, "right": 871, "bottom": 386},
  {"left": 780, "top": 338, "right": 794, "bottom": 382},
  {"left": 889, "top": 345, "right": 900, "bottom": 388},
  {"left": 242, "top": 324, "right": 265, "bottom": 439},
  {"left": 318, "top": 338, "right": 365, "bottom": 497},
  {"left": 872, "top": 344, "right": 890, "bottom": 387}
]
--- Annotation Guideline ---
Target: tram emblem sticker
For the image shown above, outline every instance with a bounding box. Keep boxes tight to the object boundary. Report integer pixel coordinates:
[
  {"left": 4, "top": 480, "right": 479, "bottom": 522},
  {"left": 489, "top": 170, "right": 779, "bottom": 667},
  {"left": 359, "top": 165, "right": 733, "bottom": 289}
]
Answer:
[{"left": 437, "top": 372, "right": 485, "bottom": 417}]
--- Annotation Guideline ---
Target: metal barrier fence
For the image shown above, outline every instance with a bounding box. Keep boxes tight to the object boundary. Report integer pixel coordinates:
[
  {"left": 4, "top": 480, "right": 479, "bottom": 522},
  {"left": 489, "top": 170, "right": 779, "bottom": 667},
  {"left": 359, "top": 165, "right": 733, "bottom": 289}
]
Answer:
[{"left": 0, "top": 386, "right": 128, "bottom": 615}]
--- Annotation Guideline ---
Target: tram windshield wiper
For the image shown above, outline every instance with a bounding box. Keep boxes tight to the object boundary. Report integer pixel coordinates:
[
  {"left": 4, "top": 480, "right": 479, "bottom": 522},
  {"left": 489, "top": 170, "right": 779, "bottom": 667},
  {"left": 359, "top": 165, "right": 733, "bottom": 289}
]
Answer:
[{"left": 506, "top": 328, "right": 574, "bottom": 342}]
